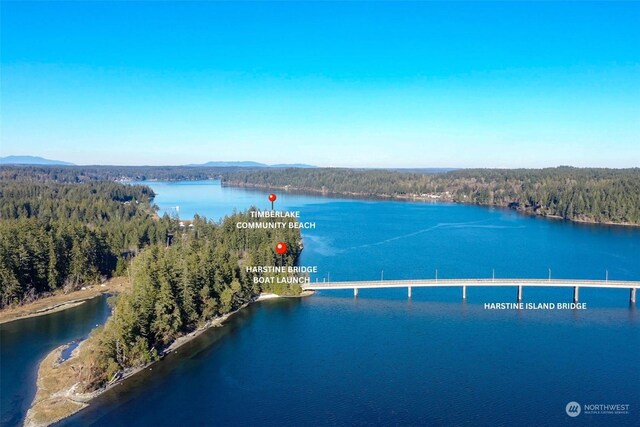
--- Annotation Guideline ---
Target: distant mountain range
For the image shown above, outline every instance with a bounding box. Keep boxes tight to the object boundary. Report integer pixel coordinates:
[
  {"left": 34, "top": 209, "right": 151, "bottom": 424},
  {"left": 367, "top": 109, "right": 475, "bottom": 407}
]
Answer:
[
  {"left": 0, "top": 157, "right": 453, "bottom": 172},
  {"left": 188, "top": 161, "right": 317, "bottom": 168},
  {"left": 0, "top": 157, "right": 316, "bottom": 168},
  {"left": 0, "top": 155, "right": 75, "bottom": 166}
]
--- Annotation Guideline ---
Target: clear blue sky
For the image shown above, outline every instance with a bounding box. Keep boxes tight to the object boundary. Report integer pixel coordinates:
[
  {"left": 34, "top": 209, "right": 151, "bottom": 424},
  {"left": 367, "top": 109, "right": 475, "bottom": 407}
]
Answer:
[{"left": 1, "top": 1, "right": 639, "bottom": 168}]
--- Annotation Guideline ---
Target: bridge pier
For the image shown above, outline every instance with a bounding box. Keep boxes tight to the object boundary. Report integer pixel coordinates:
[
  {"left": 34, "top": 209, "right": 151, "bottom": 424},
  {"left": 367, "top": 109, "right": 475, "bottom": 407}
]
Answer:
[
  {"left": 462, "top": 285, "right": 467, "bottom": 300},
  {"left": 408, "top": 286, "right": 412, "bottom": 299},
  {"left": 517, "top": 285, "right": 523, "bottom": 302},
  {"left": 354, "top": 288, "right": 358, "bottom": 298},
  {"left": 631, "top": 288, "right": 636, "bottom": 304},
  {"left": 573, "top": 286, "right": 579, "bottom": 303}
]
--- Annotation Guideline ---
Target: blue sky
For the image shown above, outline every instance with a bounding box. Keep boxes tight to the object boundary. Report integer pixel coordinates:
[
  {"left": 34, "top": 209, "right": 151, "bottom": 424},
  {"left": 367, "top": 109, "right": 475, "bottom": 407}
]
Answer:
[{"left": 1, "top": 1, "right": 639, "bottom": 168}]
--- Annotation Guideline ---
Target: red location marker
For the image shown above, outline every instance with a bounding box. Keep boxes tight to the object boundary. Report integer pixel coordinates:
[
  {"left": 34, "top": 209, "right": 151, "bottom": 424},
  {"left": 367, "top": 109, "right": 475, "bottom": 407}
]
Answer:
[
  {"left": 268, "top": 193, "right": 277, "bottom": 210},
  {"left": 275, "top": 242, "right": 288, "bottom": 255}
]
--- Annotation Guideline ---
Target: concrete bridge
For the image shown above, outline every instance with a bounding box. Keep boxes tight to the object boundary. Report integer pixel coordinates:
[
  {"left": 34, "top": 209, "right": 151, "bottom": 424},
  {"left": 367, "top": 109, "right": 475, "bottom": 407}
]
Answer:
[{"left": 302, "top": 278, "right": 639, "bottom": 303}]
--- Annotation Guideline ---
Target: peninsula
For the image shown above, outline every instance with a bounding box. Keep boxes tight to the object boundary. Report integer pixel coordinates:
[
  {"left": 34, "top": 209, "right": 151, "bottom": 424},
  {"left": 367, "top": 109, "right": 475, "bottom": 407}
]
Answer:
[{"left": 22, "top": 210, "right": 304, "bottom": 426}]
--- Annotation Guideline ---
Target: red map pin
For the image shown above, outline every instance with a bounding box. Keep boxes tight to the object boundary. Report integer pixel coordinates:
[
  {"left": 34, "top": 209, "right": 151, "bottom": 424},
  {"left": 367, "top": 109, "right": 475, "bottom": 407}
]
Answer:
[
  {"left": 275, "top": 242, "right": 287, "bottom": 255},
  {"left": 268, "top": 193, "right": 277, "bottom": 210}
]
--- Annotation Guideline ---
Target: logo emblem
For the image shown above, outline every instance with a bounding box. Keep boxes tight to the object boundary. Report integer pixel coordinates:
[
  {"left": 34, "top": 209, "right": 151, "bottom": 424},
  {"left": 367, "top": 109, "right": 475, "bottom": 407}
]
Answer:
[{"left": 566, "top": 402, "right": 581, "bottom": 417}]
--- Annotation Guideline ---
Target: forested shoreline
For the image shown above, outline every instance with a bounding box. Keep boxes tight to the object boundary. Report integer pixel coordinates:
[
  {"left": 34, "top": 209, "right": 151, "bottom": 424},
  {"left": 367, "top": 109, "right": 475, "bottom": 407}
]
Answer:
[
  {"left": 3, "top": 165, "right": 638, "bottom": 225},
  {"left": 222, "top": 167, "right": 640, "bottom": 225},
  {"left": 3, "top": 164, "right": 638, "bottom": 426},
  {"left": 0, "top": 177, "right": 303, "bottom": 308}
]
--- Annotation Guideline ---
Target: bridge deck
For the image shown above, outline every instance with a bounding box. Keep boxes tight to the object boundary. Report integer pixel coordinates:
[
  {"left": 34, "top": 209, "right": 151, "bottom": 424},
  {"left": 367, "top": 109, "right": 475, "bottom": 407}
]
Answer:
[{"left": 303, "top": 278, "right": 640, "bottom": 290}]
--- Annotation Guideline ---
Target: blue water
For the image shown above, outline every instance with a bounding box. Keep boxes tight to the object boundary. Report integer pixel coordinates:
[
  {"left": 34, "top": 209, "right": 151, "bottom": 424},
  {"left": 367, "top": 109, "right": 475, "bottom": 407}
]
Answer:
[
  {"left": 60, "top": 340, "right": 81, "bottom": 362},
  {"left": 2, "top": 181, "right": 639, "bottom": 426},
  {"left": 0, "top": 295, "right": 111, "bottom": 427},
  {"left": 149, "top": 180, "right": 639, "bottom": 305}
]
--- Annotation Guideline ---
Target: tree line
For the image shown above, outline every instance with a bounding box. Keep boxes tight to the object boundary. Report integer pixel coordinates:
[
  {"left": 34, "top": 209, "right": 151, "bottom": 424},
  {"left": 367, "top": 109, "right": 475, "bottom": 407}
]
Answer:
[
  {"left": 0, "top": 165, "right": 226, "bottom": 183},
  {"left": 222, "top": 167, "right": 640, "bottom": 225},
  {"left": 0, "top": 180, "right": 173, "bottom": 307},
  {"left": 2, "top": 165, "right": 638, "bottom": 224}
]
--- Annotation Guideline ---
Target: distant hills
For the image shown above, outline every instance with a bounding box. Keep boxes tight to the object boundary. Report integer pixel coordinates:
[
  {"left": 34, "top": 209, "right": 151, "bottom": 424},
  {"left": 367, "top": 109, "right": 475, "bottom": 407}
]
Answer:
[
  {"left": 0, "top": 155, "right": 75, "bottom": 166},
  {"left": 0, "top": 156, "right": 451, "bottom": 171},
  {"left": 188, "top": 161, "right": 317, "bottom": 168},
  {"left": 0, "top": 157, "right": 316, "bottom": 168}
]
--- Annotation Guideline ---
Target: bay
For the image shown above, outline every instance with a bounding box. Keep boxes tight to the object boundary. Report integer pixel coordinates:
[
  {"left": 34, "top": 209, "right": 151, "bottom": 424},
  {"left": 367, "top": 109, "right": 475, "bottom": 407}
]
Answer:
[{"left": 2, "top": 180, "right": 638, "bottom": 426}]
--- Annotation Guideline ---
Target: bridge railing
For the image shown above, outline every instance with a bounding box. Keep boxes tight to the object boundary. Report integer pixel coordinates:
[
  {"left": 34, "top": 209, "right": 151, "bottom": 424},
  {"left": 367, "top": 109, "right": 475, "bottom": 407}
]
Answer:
[
  {"left": 305, "top": 278, "right": 640, "bottom": 287},
  {"left": 302, "top": 278, "right": 640, "bottom": 303}
]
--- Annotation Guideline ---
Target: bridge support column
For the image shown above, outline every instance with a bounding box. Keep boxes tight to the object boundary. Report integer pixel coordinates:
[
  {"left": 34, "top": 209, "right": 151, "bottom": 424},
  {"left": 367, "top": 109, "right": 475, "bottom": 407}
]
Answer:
[
  {"left": 573, "top": 286, "right": 579, "bottom": 303},
  {"left": 408, "top": 286, "right": 412, "bottom": 299},
  {"left": 631, "top": 288, "right": 636, "bottom": 304},
  {"left": 517, "top": 285, "right": 523, "bottom": 302},
  {"left": 354, "top": 288, "right": 358, "bottom": 298},
  {"left": 462, "top": 285, "right": 467, "bottom": 300}
]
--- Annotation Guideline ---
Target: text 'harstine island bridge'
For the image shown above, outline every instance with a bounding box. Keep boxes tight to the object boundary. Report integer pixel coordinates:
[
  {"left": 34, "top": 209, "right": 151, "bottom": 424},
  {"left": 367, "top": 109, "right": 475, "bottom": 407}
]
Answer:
[{"left": 302, "top": 278, "right": 640, "bottom": 304}]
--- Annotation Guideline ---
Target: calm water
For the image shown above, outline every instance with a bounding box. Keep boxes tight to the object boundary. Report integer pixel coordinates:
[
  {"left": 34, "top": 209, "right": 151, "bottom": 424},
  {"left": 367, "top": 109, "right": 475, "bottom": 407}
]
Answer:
[
  {"left": 0, "top": 296, "right": 111, "bottom": 427},
  {"left": 2, "top": 180, "right": 638, "bottom": 426}
]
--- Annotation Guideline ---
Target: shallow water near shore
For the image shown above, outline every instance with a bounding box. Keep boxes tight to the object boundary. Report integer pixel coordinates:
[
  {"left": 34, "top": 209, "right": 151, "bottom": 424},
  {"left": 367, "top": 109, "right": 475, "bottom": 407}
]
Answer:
[
  {"left": 2, "top": 180, "right": 639, "bottom": 426},
  {"left": 0, "top": 295, "right": 111, "bottom": 427}
]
